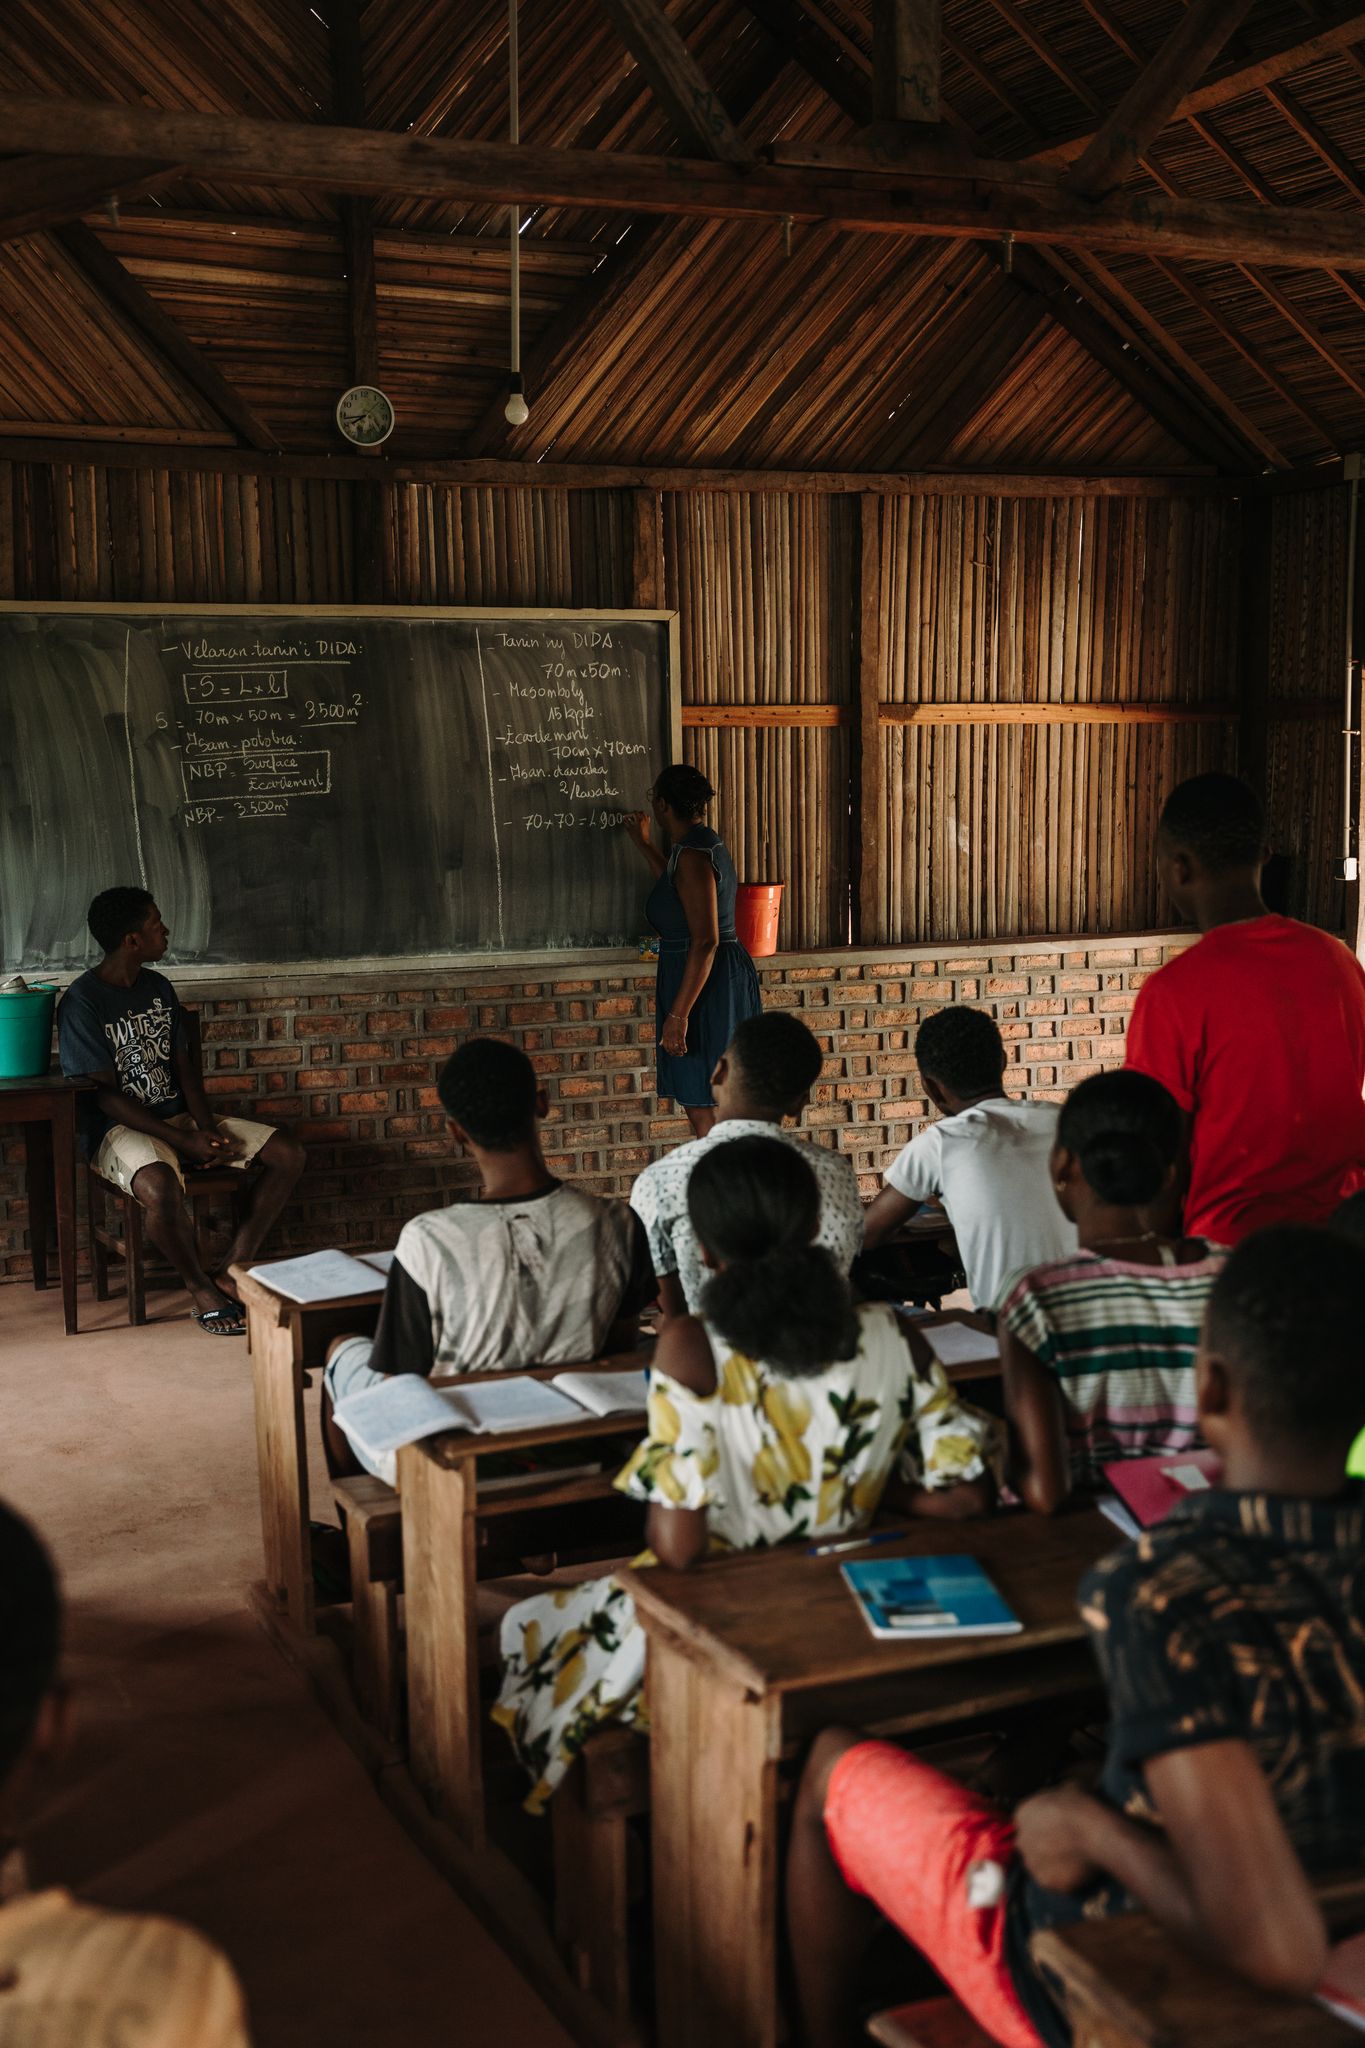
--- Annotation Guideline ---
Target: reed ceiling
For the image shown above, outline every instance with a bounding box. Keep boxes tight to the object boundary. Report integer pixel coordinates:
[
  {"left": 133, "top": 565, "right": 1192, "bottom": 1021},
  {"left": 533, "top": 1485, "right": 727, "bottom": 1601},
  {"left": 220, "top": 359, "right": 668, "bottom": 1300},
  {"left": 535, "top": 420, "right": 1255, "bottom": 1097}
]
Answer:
[{"left": 0, "top": 0, "right": 1361, "bottom": 473}]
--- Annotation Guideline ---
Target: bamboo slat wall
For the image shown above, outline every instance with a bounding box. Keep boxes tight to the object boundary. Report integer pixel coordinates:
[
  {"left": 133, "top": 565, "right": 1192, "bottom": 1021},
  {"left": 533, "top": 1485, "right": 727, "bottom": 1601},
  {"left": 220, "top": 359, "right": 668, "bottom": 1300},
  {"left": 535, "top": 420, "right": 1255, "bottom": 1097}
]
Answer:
[
  {"left": 1265, "top": 486, "right": 1349, "bottom": 930},
  {"left": 667, "top": 491, "right": 856, "bottom": 947},
  {"left": 1, "top": 456, "right": 1335, "bottom": 955},
  {"left": 869, "top": 493, "right": 1241, "bottom": 941}
]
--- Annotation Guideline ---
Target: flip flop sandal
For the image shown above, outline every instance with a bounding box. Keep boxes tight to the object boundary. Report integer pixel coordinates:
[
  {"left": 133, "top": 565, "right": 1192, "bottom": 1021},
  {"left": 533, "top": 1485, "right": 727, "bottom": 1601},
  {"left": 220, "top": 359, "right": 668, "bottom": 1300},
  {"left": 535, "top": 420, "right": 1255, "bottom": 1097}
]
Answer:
[{"left": 191, "top": 1305, "right": 246, "bottom": 1336}]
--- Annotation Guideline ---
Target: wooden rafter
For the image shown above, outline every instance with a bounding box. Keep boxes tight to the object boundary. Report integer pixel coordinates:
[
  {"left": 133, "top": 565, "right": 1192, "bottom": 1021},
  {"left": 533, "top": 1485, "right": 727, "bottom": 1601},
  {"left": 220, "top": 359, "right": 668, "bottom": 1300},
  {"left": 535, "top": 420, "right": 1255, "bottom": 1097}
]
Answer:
[
  {"left": 1056, "top": 248, "right": 1292, "bottom": 467},
  {"left": 463, "top": 29, "right": 787, "bottom": 456},
  {"left": 0, "top": 434, "right": 1233, "bottom": 490},
  {"left": 1263, "top": 83, "right": 1365, "bottom": 205},
  {"left": 747, "top": 0, "right": 1254, "bottom": 468},
  {"left": 2, "top": 97, "right": 1364, "bottom": 272},
  {"left": 871, "top": 0, "right": 941, "bottom": 125},
  {"left": 1066, "top": 0, "right": 1365, "bottom": 417},
  {"left": 50, "top": 221, "right": 278, "bottom": 452},
  {"left": 329, "top": 0, "right": 380, "bottom": 389},
  {"left": 1067, "top": 0, "right": 1257, "bottom": 197},
  {"left": 1033, "top": 7, "right": 1365, "bottom": 165},
  {"left": 594, "top": 0, "right": 752, "bottom": 161},
  {"left": 0, "top": 154, "right": 180, "bottom": 244}
]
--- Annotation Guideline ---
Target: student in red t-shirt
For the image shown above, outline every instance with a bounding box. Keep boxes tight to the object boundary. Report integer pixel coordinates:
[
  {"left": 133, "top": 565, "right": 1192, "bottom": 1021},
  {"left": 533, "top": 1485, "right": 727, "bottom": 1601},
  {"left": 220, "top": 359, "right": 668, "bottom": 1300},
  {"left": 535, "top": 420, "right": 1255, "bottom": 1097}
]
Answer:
[{"left": 1126, "top": 772, "right": 1365, "bottom": 1245}]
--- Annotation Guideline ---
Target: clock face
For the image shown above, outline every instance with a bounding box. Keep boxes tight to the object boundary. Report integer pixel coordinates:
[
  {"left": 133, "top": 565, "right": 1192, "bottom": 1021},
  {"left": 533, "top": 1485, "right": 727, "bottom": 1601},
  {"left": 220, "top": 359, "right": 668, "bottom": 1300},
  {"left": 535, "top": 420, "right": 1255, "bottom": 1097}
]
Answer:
[{"left": 336, "top": 384, "right": 395, "bottom": 447}]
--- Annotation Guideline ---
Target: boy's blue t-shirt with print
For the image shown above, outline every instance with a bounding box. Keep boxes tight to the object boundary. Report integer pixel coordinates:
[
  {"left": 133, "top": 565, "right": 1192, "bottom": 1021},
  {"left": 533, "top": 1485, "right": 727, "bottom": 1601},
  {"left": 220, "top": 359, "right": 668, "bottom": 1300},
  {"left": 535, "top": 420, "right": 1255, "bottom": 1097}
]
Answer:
[{"left": 58, "top": 967, "right": 186, "bottom": 1155}]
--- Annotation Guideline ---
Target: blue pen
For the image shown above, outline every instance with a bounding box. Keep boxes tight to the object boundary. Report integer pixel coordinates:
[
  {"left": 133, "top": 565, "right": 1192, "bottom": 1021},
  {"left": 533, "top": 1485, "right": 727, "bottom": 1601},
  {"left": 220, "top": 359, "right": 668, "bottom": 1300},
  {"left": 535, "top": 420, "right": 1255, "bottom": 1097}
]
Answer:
[{"left": 807, "top": 1528, "right": 907, "bottom": 1560}]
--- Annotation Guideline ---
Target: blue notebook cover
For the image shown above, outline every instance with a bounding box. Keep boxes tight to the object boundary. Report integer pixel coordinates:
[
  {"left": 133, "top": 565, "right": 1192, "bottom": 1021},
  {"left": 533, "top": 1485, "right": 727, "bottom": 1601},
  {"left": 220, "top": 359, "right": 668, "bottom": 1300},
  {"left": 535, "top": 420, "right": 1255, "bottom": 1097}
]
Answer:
[{"left": 841, "top": 1554, "right": 1022, "bottom": 1640}]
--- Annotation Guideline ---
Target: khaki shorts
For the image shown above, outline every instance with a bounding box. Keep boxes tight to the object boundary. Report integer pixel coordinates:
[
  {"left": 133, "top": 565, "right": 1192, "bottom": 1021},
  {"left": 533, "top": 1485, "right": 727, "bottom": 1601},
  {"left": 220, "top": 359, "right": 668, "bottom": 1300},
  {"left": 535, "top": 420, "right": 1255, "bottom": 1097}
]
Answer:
[{"left": 94, "top": 1112, "right": 277, "bottom": 1195}]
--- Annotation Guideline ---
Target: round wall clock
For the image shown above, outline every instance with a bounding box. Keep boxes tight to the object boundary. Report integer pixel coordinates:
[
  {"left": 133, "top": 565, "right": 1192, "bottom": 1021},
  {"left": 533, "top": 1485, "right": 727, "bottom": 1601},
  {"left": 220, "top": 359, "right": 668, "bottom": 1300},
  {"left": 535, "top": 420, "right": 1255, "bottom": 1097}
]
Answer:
[{"left": 335, "top": 385, "right": 395, "bottom": 448}]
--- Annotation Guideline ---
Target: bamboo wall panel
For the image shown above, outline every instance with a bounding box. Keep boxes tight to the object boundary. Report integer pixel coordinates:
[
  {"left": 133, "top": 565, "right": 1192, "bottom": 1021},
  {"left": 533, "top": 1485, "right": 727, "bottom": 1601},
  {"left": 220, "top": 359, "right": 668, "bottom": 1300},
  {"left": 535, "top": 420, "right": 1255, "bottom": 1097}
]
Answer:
[
  {"left": 665, "top": 491, "right": 856, "bottom": 947},
  {"left": 1265, "top": 486, "right": 1349, "bottom": 930},
  {"left": 2, "top": 457, "right": 1326, "bottom": 957},
  {"left": 683, "top": 723, "right": 853, "bottom": 949},
  {"left": 869, "top": 491, "right": 1242, "bottom": 942}
]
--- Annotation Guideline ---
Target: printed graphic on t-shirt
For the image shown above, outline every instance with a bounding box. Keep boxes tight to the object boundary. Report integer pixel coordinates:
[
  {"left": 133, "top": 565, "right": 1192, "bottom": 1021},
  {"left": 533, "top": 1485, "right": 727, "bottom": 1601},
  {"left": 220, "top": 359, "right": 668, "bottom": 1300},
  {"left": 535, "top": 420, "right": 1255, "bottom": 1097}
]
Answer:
[{"left": 105, "top": 998, "right": 177, "bottom": 1107}]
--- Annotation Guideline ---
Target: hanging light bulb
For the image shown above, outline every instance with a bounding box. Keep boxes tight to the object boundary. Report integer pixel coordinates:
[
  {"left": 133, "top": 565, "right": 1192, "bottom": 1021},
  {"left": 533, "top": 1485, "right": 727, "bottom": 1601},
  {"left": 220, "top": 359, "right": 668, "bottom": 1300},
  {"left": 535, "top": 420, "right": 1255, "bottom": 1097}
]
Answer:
[
  {"left": 504, "top": 371, "right": 529, "bottom": 427},
  {"left": 505, "top": 0, "right": 530, "bottom": 428}
]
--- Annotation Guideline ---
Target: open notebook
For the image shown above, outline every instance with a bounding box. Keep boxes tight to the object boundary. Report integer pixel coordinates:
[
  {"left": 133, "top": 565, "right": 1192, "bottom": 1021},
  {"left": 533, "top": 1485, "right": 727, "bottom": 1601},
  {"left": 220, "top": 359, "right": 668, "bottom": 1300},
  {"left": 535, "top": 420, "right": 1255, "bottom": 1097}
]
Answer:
[
  {"left": 333, "top": 1366, "right": 649, "bottom": 1468},
  {"left": 247, "top": 1248, "right": 394, "bottom": 1302}
]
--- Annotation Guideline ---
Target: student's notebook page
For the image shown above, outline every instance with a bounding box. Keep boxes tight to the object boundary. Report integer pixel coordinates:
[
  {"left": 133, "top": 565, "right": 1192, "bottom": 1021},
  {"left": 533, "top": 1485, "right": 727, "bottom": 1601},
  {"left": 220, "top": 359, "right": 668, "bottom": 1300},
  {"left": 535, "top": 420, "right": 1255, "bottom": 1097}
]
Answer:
[
  {"left": 247, "top": 1248, "right": 389, "bottom": 1302},
  {"left": 550, "top": 1369, "right": 650, "bottom": 1417},
  {"left": 926, "top": 1323, "right": 1001, "bottom": 1368},
  {"left": 333, "top": 1374, "right": 585, "bottom": 1464}
]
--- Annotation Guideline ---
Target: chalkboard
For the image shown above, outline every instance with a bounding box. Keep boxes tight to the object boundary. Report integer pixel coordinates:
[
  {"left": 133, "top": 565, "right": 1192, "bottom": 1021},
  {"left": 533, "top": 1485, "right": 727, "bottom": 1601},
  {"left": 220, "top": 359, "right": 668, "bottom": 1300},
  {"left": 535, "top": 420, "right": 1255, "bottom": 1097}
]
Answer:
[{"left": 0, "top": 605, "right": 679, "bottom": 970}]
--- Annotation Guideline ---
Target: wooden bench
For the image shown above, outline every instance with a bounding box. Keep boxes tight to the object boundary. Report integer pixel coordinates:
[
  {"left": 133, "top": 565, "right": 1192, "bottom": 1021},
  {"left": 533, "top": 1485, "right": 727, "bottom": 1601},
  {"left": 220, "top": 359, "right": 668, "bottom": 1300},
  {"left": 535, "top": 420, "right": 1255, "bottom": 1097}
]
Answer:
[
  {"left": 332, "top": 1473, "right": 404, "bottom": 1740},
  {"left": 552, "top": 1726, "right": 651, "bottom": 2018},
  {"left": 867, "top": 1998, "right": 996, "bottom": 2048}
]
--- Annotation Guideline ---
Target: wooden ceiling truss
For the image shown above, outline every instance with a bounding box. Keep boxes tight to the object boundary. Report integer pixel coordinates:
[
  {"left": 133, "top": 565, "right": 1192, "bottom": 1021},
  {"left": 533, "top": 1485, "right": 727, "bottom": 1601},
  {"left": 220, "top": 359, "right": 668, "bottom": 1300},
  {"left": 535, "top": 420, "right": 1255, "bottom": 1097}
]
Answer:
[{"left": 0, "top": 0, "right": 1360, "bottom": 474}]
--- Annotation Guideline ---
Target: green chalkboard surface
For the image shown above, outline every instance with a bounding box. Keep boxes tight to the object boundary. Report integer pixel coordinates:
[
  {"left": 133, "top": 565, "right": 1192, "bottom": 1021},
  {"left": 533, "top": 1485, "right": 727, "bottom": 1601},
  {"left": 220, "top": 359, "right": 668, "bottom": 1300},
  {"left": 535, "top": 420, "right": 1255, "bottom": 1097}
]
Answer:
[{"left": 0, "top": 604, "right": 678, "bottom": 970}]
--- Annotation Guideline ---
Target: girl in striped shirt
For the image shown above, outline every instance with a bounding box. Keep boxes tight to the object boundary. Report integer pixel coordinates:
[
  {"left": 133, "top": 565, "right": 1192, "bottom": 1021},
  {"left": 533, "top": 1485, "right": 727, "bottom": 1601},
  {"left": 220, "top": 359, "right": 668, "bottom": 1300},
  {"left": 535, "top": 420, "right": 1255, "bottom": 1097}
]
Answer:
[{"left": 998, "top": 1070, "right": 1227, "bottom": 1513}]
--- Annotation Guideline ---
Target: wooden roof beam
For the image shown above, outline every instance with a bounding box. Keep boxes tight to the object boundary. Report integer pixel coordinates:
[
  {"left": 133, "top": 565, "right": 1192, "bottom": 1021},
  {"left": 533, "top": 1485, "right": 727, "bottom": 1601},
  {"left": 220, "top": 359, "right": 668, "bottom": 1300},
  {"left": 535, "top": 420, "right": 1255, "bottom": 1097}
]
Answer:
[
  {"left": 749, "top": 0, "right": 1255, "bottom": 467},
  {"left": 872, "top": 0, "right": 942, "bottom": 125},
  {"left": 462, "top": 29, "right": 788, "bottom": 456},
  {"left": 592, "top": 0, "right": 752, "bottom": 162},
  {"left": 4, "top": 97, "right": 1365, "bottom": 271},
  {"left": 50, "top": 220, "right": 279, "bottom": 452},
  {"left": 1031, "top": 7, "right": 1365, "bottom": 165},
  {"left": 0, "top": 154, "right": 181, "bottom": 244},
  {"left": 0, "top": 434, "right": 1235, "bottom": 490},
  {"left": 1058, "top": 248, "right": 1292, "bottom": 466},
  {"left": 1068, "top": 0, "right": 1257, "bottom": 197}
]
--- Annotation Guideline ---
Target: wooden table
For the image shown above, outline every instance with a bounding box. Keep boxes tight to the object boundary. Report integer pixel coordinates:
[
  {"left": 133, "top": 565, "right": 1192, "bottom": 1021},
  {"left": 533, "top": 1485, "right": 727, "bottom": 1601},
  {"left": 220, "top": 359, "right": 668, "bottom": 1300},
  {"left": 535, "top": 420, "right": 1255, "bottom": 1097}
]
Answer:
[
  {"left": 1032, "top": 1878, "right": 1365, "bottom": 2047},
  {"left": 0, "top": 1070, "right": 94, "bottom": 1335},
  {"left": 621, "top": 1509, "right": 1114, "bottom": 2048},
  {"left": 232, "top": 1261, "right": 384, "bottom": 1635},
  {"left": 396, "top": 1353, "right": 652, "bottom": 1850}
]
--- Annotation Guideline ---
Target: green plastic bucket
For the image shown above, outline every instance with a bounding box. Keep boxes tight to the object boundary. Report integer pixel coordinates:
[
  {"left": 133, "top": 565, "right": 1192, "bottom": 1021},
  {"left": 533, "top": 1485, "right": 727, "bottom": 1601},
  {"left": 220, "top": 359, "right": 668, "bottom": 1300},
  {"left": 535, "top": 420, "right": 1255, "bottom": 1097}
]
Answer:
[{"left": 0, "top": 984, "right": 57, "bottom": 1079}]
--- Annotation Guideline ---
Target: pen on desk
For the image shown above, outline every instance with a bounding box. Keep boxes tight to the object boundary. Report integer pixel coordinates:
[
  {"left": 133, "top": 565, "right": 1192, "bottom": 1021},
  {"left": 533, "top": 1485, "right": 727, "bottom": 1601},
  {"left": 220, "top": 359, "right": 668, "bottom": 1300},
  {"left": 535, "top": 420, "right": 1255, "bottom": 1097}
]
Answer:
[{"left": 807, "top": 1529, "right": 905, "bottom": 1560}]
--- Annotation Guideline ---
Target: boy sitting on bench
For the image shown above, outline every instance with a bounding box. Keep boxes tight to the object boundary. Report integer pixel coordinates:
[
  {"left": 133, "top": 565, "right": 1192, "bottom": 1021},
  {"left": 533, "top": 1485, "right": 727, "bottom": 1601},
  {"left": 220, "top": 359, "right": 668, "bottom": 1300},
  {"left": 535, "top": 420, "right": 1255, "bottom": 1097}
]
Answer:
[
  {"left": 58, "top": 886, "right": 304, "bottom": 1335},
  {"left": 324, "top": 1037, "right": 654, "bottom": 1480},
  {"left": 787, "top": 1223, "right": 1365, "bottom": 2047}
]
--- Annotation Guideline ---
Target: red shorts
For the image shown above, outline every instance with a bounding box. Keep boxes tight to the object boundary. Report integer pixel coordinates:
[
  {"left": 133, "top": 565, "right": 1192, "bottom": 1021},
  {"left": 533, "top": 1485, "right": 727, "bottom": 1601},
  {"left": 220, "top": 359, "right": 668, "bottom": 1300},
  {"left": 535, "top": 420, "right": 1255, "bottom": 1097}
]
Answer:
[{"left": 824, "top": 1740, "right": 1044, "bottom": 2048}]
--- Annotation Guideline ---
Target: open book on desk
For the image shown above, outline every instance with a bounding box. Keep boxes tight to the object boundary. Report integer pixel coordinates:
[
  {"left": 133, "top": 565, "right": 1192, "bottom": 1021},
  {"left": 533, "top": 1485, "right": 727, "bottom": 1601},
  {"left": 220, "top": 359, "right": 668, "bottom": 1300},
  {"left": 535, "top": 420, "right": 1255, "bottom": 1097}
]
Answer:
[
  {"left": 247, "top": 1247, "right": 393, "bottom": 1302},
  {"left": 333, "top": 1365, "right": 649, "bottom": 1470}
]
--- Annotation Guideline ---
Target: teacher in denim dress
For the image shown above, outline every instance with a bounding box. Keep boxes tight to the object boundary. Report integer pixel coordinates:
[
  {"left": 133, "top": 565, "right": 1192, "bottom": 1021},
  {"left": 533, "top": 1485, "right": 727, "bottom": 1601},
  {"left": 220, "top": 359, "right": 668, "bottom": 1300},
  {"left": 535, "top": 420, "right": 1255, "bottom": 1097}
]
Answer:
[{"left": 626, "top": 764, "right": 762, "bottom": 1138}]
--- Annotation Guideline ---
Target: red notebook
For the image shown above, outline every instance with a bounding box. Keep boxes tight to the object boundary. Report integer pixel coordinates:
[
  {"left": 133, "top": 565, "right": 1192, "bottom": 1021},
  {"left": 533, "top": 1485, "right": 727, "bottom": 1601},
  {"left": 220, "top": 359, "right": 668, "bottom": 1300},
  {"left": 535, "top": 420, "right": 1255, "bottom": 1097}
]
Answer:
[
  {"left": 1319, "top": 1930, "right": 1365, "bottom": 2030},
  {"left": 1102, "top": 1450, "right": 1223, "bottom": 1530}
]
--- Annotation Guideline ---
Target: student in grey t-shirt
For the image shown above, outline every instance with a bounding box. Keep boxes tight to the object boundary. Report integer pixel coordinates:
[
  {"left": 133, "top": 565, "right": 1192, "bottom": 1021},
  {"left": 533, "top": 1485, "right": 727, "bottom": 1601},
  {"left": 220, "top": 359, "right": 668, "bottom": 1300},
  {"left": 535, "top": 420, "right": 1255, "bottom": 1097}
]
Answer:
[
  {"left": 630, "top": 1013, "right": 864, "bottom": 1317},
  {"left": 57, "top": 886, "right": 304, "bottom": 1334},
  {"left": 324, "top": 1038, "right": 654, "bottom": 1482},
  {"left": 863, "top": 1006, "right": 1077, "bottom": 1311}
]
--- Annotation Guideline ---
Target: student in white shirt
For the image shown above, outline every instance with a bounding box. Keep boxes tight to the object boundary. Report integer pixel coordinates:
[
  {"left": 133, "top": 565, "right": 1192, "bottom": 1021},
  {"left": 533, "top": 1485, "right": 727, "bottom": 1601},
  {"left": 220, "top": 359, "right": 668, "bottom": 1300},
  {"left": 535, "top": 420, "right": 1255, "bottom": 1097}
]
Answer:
[
  {"left": 863, "top": 1006, "right": 1076, "bottom": 1310},
  {"left": 0, "top": 1500, "right": 251, "bottom": 2048},
  {"left": 631, "top": 1012, "right": 865, "bottom": 1316}
]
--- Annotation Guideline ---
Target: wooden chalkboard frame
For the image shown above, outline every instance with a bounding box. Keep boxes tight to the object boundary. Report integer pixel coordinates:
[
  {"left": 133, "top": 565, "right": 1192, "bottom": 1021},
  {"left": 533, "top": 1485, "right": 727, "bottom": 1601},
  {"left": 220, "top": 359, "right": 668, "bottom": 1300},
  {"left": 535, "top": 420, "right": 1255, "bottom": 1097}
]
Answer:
[{"left": 1, "top": 599, "right": 682, "bottom": 973}]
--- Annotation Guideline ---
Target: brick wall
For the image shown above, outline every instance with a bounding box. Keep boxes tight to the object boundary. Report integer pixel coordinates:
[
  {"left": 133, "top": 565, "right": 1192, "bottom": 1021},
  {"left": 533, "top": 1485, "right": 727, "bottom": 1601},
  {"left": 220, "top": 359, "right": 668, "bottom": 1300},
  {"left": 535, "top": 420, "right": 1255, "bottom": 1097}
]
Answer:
[{"left": 0, "top": 934, "right": 1191, "bottom": 1281}]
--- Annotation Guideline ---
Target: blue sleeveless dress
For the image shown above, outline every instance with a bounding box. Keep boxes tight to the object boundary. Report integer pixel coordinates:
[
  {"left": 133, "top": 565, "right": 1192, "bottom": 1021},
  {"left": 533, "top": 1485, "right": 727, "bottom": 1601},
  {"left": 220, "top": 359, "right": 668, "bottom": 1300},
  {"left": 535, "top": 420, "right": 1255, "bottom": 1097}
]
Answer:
[{"left": 646, "top": 824, "right": 762, "bottom": 1108}]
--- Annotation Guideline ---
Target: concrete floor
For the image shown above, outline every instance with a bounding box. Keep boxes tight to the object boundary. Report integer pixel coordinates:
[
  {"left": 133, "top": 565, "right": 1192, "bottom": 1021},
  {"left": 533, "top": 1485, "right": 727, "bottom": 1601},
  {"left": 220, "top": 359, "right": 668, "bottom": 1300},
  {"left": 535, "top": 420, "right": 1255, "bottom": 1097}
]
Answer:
[{"left": 0, "top": 1277, "right": 573, "bottom": 2048}]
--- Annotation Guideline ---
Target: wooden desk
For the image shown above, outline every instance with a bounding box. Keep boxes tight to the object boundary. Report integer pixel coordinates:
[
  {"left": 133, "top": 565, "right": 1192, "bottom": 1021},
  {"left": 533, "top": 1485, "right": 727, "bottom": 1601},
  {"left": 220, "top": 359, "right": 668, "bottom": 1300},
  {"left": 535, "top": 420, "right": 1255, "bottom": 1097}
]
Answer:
[
  {"left": 232, "top": 1261, "right": 384, "bottom": 1635},
  {"left": 621, "top": 1510, "right": 1114, "bottom": 2048},
  {"left": 0, "top": 1070, "right": 94, "bottom": 1335},
  {"left": 396, "top": 1352, "right": 651, "bottom": 1851},
  {"left": 1032, "top": 1882, "right": 1365, "bottom": 2048}
]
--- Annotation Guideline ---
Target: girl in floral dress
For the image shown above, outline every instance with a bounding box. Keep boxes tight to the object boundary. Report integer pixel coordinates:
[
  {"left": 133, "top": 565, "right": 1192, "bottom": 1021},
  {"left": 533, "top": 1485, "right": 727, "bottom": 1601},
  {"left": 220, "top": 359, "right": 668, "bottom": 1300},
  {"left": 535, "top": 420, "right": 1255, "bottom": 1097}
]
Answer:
[{"left": 493, "top": 1135, "right": 1001, "bottom": 1811}]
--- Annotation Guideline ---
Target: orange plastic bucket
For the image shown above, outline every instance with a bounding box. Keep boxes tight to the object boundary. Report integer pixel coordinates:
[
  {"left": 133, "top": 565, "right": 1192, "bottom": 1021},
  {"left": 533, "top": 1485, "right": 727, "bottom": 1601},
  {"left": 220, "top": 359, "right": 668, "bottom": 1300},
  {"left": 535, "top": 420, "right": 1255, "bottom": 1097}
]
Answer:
[{"left": 734, "top": 882, "right": 784, "bottom": 958}]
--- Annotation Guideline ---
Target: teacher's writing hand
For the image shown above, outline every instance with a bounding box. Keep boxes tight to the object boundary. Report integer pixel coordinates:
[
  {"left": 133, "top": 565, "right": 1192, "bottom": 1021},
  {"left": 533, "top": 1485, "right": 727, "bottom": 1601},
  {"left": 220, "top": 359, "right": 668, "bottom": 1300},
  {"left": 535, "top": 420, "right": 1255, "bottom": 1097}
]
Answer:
[
  {"left": 624, "top": 810, "right": 653, "bottom": 852},
  {"left": 660, "top": 1012, "right": 689, "bottom": 1059}
]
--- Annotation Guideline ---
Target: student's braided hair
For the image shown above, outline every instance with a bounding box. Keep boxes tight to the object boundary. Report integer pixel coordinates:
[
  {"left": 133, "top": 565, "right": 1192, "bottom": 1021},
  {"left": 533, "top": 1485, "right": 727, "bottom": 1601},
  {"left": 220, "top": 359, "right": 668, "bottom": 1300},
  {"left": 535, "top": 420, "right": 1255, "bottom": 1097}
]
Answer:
[
  {"left": 687, "top": 1135, "right": 859, "bottom": 1376},
  {"left": 1057, "top": 1069, "right": 1181, "bottom": 1208}
]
